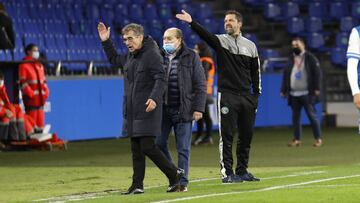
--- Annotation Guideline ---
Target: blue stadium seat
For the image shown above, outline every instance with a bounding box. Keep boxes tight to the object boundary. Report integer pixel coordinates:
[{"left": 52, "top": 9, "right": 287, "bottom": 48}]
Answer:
[
  {"left": 306, "top": 17, "right": 323, "bottom": 32},
  {"left": 155, "top": 0, "right": 170, "bottom": 5},
  {"left": 187, "top": 34, "right": 200, "bottom": 48},
  {"left": 100, "top": 4, "right": 115, "bottom": 25},
  {"left": 132, "top": 0, "right": 146, "bottom": 5},
  {"left": 340, "top": 17, "right": 357, "bottom": 33},
  {"left": 158, "top": 3, "right": 172, "bottom": 19},
  {"left": 244, "top": 33, "right": 258, "bottom": 45},
  {"left": 15, "top": 34, "right": 23, "bottom": 49},
  {"left": 352, "top": 2, "right": 360, "bottom": 19},
  {"left": 144, "top": 4, "right": 158, "bottom": 20},
  {"left": 264, "top": 3, "right": 282, "bottom": 20},
  {"left": 243, "top": 0, "right": 264, "bottom": 7},
  {"left": 23, "top": 33, "right": 39, "bottom": 47},
  {"left": 196, "top": 3, "right": 213, "bottom": 19},
  {"left": 69, "top": 21, "right": 81, "bottom": 35},
  {"left": 55, "top": 34, "right": 68, "bottom": 50},
  {"left": 114, "top": 4, "right": 128, "bottom": 17},
  {"left": 336, "top": 32, "right": 349, "bottom": 48},
  {"left": 331, "top": 47, "right": 346, "bottom": 67},
  {"left": 308, "top": 2, "right": 327, "bottom": 19},
  {"left": 44, "top": 34, "right": 57, "bottom": 50},
  {"left": 163, "top": 19, "right": 177, "bottom": 29},
  {"left": 85, "top": 4, "right": 100, "bottom": 20},
  {"left": 330, "top": 1, "right": 348, "bottom": 20},
  {"left": 176, "top": 3, "right": 195, "bottom": 16},
  {"left": 307, "top": 32, "right": 325, "bottom": 50},
  {"left": 282, "top": 1, "right": 299, "bottom": 18},
  {"left": 202, "top": 18, "right": 218, "bottom": 33},
  {"left": 129, "top": 4, "right": 143, "bottom": 21},
  {"left": 287, "top": 17, "right": 305, "bottom": 35},
  {"left": 178, "top": 21, "right": 192, "bottom": 36},
  {"left": 54, "top": 4, "right": 66, "bottom": 20}
]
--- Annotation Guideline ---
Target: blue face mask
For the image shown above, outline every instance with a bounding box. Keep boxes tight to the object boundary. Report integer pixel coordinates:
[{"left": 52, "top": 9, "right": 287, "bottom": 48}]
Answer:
[{"left": 163, "top": 43, "right": 176, "bottom": 54}]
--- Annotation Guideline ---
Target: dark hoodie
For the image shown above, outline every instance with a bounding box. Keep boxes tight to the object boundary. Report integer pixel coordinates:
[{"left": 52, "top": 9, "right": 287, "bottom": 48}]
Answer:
[{"left": 102, "top": 36, "right": 166, "bottom": 137}]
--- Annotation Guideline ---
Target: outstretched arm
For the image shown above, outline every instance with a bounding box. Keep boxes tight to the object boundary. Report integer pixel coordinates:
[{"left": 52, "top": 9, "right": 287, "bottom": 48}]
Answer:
[
  {"left": 176, "top": 10, "right": 221, "bottom": 50},
  {"left": 98, "top": 22, "right": 127, "bottom": 68}
]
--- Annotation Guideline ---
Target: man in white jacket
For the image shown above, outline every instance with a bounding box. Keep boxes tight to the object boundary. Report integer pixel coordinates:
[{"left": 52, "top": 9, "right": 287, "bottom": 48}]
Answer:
[{"left": 346, "top": 26, "right": 360, "bottom": 133}]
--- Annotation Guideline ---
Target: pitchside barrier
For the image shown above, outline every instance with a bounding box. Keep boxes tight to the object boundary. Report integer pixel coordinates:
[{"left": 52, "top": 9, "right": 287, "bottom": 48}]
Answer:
[{"left": 0, "top": 61, "right": 321, "bottom": 141}]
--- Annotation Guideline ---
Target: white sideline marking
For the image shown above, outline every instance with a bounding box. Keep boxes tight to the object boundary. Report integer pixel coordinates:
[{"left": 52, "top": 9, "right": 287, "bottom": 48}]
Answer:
[
  {"left": 32, "top": 170, "right": 325, "bottom": 203},
  {"left": 151, "top": 174, "right": 360, "bottom": 203}
]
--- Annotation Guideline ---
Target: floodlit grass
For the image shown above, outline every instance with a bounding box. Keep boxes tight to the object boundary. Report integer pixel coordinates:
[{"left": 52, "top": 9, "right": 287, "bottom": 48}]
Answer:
[{"left": 1, "top": 127, "right": 359, "bottom": 203}]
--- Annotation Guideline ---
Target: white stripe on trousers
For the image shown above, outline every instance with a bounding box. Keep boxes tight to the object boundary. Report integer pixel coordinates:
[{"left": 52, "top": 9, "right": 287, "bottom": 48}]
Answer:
[{"left": 217, "top": 92, "right": 227, "bottom": 178}]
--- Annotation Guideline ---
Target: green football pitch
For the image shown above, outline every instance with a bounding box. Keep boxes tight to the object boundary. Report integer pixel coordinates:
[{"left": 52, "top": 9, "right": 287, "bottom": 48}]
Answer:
[{"left": 1, "top": 127, "right": 360, "bottom": 203}]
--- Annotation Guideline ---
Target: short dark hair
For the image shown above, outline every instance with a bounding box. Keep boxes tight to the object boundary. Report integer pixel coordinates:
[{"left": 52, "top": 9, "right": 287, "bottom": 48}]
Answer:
[
  {"left": 25, "top": 43, "right": 37, "bottom": 55},
  {"left": 122, "top": 23, "right": 144, "bottom": 36},
  {"left": 292, "top": 37, "right": 306, "bottom": 46},
  {"left": 225, "top": 10, "right": 243, "bottom": 22}
]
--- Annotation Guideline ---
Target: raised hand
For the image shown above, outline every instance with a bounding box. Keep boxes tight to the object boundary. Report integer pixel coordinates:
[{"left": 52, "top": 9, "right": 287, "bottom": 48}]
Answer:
[
  {"left": 97, "top": 22, "right": 110, "bottom": 42},
  {"left": 175, "top": 10, "right": 192, "bottom": 23}
]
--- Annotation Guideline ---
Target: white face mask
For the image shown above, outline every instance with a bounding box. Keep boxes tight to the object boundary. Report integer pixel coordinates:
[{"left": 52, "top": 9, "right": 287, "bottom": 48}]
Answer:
[
  {"left": 32, "top": 51, "right": 40, "bottom": 59},
  {"left": 0, "top": 80, "right": 4, "bottom": 87}
]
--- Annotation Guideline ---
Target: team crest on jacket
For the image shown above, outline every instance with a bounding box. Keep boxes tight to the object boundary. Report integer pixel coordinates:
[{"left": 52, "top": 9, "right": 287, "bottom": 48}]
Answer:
[{"left": 221, "top": 106, "right": 229, "bottom": 114}]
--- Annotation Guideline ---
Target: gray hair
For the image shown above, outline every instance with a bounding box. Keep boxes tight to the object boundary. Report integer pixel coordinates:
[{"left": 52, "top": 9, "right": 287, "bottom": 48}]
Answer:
[{"left": 122, "top": 23, "right": 144, "bottom": 36}]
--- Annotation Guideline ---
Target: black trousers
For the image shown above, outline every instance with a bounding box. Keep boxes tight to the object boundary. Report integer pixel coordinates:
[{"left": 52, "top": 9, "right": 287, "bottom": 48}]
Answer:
[
  {"left": 196, "top": 101, "right": 213, "bottom": 139},
  {"left": 131, "top": 136, "right": 178, "bottom": 188},
  {"left": 218, "top": 92, "right": 257, "bottom": 178}
]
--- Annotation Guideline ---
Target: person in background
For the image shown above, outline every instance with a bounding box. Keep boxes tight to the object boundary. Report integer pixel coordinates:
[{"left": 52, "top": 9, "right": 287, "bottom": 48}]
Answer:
[
  {"left": 0, "top": 2, "right": 14, "bottom": 50},
  {"left": 19, "top": 44, "right": 49, "bottom": 133},
  {"left": 346, "top": 26, "right": 360, "bottom": 133},
  {"left": 280, "top": 37, "right": 322, "bottom": 147},
  {"left": 155, "top": 28, "right": 206, "bottom": 192},
  {"left": 193, "top": 41, "right": 215, "bottom": 146}
]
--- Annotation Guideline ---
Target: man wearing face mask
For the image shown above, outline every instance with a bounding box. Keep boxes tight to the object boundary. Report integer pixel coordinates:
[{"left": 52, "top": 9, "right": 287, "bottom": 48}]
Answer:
[
  {"left": 176, "top": 10, "right": 261, "bottom": 183},
  {"left": 155, "top": 28, "right": 206, "bottom": 192},
  {"left": 280, "top": 37, "right": 322, "bottom": 147},
  {"left": 98, "top": 23, "right": 184, "bottom": 195},
  {"left": 19, "top": 44, "right": 49, "bottom": 133}
]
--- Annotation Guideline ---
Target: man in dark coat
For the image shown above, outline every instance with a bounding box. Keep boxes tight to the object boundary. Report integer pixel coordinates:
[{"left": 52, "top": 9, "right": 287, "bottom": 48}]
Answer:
[
  {"left": 280, "top": 37, "right": 322, "bottom": 147},
  {"left": 0, "top": 2, "right": 14, "bottom": 50},
  {"left": 98, "top": 22, "right": 184, "bottom": 195},
  {"left": 155, "top": 28, "right": 206, "bottom": 192}
]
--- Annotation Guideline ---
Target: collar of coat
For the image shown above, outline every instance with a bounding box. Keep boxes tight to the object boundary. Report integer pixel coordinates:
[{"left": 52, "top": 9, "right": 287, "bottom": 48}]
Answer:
[{"left": 131, "top": 35, "right": 158, "bottom": 56}]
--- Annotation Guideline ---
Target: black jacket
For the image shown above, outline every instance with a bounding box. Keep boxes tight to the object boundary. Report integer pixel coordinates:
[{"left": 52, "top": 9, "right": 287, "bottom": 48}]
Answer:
[
  {"left": 0, "top": 11, "right": 14, "bottom": 49},
  {"left": 161, "top": 44, "right": 206, "bottom": 122},
  {"left": 280, "top": 51, "right": 322, "bottom": 105},
  {"left": 102, "top": 36, "right": 165, "bottom": 137},
  {"left": 189, "top": 21, "right": 261, "bottom": 99}
]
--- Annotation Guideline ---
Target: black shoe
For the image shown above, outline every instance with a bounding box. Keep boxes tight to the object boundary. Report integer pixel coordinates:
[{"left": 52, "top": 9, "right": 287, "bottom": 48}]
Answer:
[
  {"left": 121, "top": 185, "right": 144, "bottom": 195},
  {"left": 198, "top": 137, "right": 213, "bottom": 145},
  {"left": 221, "top": 174, "right": 243, "bottom": 183},
  {"left": 237, "top": 173, "right": 260, "bottom": 182},
  {"left": 167, "top": 168, "right": 184, "bottom": 192}
]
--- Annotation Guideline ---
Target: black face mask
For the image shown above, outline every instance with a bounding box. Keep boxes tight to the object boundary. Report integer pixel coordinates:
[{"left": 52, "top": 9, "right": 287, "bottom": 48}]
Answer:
[{"left": 292, "top": 47, "right": 301, "bottom": 55}]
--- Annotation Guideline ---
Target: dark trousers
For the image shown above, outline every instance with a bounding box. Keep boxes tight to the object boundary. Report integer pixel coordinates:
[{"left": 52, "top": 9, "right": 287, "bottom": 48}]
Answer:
[
  {"left": 155, "top": 105, "right": 192, "bottom": 186},
  {"left": 218, "top": 92, "right": 257, "bottom": 178},
  {"left": 196, "top": 102, "right": 213, "bottom": 139},
  {"left": 290, "top": 95, "right": 321, "bottom": 140},
  {"left": 131, "top": 136, "right": 178, "bottom": 188}
]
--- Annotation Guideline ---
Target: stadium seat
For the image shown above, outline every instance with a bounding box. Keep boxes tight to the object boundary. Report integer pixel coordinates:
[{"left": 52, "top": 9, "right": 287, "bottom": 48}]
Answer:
[
  {"left": 287, "top": 17, "right": 305, "bottom": 35},
  {"left": 329, "top": 1, "right": 348, "bottom": 20},
  {"left": 282, "top": 1, "right": 299, "bottom": 18},
  {"left": 263, "top": 3, "right": 282, "bottom": 21},
  {"left": 129, "top": 4, "right": 143, "bottom": 21},
  {"left": 158, "top": 3, "right": 172, "bottom": 19},
  {"left": 306, "top": 17, "right": 323, "bottom": 32},
  {"left": 308, "top": 2, "right": 327, "bottom": 19},
  {"left": 307, "top": 32, "right": 325, "bottom": 50},
  {"left": 244, "top": 33, "right": 258, "bottom": 45},
  {"left": 114, "top": 4, "right": 128, "bottom": 17},
  {"left": 352, "top": 2, "right": 360, "bottom": 19},
  {"left": 331, "top": 47, "right": 346, "bottom": 67},
  {"left": 336, "top": 32, "right": 349, "bottom": 48},
  {"left": 144, "top": 4, "right": 158, "bottom": 20},
  {"left": 196, "top": 3, "right": 213, "bottom": 19},
  {"left": 340, "top": 17, "right": 357, "bottom": 33}
]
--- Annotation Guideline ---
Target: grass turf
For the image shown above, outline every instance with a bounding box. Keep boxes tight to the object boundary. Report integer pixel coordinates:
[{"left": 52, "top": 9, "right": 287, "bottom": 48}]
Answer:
[{"left": 0, "top": 127, "right": 359, "bottom": 203}]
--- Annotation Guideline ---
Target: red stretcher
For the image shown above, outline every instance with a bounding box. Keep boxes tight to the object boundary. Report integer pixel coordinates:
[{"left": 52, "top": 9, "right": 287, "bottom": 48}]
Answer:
[{"left": 8, "top": 133, "right": 67, "bottom": 151}]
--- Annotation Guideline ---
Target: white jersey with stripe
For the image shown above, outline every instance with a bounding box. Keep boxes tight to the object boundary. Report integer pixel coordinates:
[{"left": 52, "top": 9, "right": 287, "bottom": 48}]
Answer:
[{"left": 346, "top": 27, "right": 360, "bottom": 96}]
